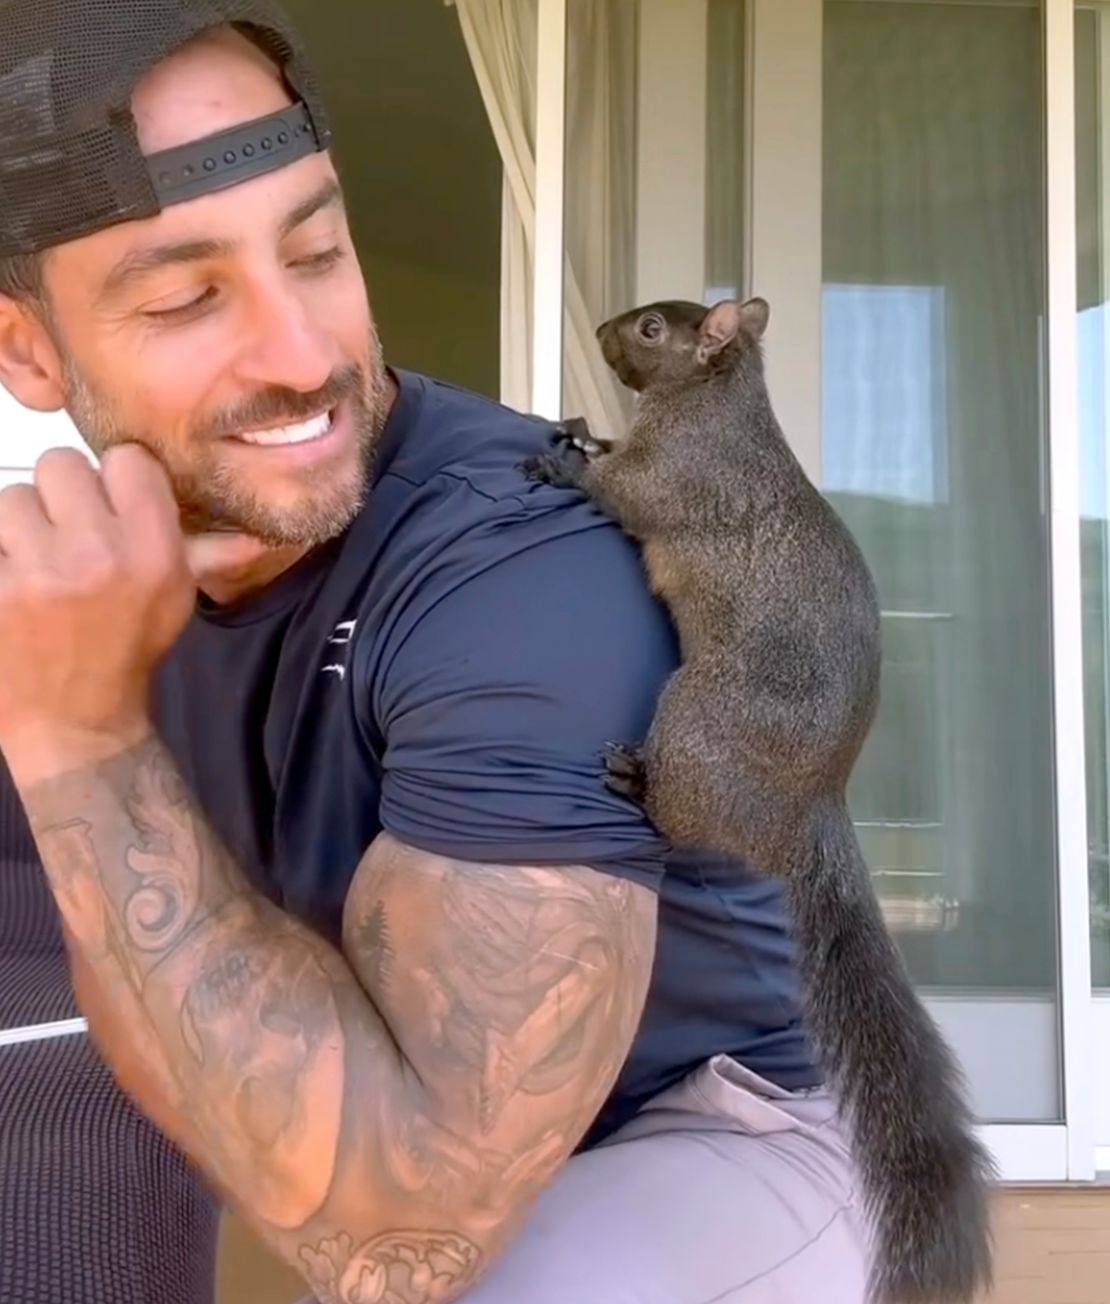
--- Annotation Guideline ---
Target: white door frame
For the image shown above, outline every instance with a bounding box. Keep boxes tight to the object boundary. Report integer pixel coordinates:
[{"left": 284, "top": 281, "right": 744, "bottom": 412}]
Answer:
[
  {"left": 531, "top": 0, "right": 569, "bottom": 421},
  {"left": 529, "top": 0, "right": 1098, "bottom": 1184},
  {"left": 1045, "top": 0, "right": 1096, "bottom": 1183}
]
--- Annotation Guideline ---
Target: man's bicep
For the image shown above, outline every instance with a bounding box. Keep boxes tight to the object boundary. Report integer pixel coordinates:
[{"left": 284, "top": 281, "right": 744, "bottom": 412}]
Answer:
[{"left": 341, "top": 833, "right": 657, "bottom": 1211}]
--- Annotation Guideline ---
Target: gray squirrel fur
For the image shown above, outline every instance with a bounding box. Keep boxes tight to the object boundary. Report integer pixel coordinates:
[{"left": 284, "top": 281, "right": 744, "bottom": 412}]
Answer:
[{"left": 523, "top": 297, "right": 995, "bottom": 1304}]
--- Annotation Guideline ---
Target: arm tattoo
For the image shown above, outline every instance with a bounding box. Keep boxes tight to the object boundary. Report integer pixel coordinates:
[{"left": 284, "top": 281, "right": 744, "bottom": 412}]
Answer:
[
  {"left": 341, "top": 841, "right": 656, "bottom": 1224},
  {"left": 18, "top": 736, "right": 657, "bottom": 1302},
  {"left": 300, "top": 1229, "right": 482, "bottom": 1304},
  {"left": 122, "top": 758, "right": 202, "bottom": 952},
  {"left": 26, "top": 739, "right": 354, "bottom": 1228}
]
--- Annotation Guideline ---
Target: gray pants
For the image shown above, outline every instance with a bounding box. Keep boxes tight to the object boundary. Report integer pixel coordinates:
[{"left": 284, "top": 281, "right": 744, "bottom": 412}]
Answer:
[{"left": 305, "top": 1056, "right": 871, "bottom": 1303}]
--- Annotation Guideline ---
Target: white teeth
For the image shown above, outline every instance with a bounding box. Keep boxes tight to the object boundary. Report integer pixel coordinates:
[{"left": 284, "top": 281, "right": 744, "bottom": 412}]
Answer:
[{"left": 237, "top": 412, "right": 332, "bottom": 446}]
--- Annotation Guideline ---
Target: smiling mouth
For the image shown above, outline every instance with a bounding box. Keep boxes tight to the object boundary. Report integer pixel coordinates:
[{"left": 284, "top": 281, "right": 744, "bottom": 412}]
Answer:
[{"left": 231, "top": 409, "right": 335, "bottom": 447}]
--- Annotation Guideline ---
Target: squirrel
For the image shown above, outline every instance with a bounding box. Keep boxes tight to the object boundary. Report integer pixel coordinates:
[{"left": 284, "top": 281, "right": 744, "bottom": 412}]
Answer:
[{"left": 523, "top": 297, "right": 995, "bottom": 1304}]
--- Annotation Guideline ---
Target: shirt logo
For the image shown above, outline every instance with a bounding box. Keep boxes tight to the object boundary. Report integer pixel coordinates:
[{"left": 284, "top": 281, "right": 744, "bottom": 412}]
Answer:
[{"left": 322, "top": 620, "right": 357, "bottom": 681}]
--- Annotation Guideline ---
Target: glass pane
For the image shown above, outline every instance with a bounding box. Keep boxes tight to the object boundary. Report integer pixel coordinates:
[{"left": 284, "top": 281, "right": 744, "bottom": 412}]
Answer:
[
  {"left": 705, "top": 0, "right": 748, "bottom": 302},
  {"left": 1076, "top": 3, "right": 1110, "bottom": 989},
  {"left": 823, "top": 0, "right": 1058, "bottom": 1120},
  {"left": 563, "top": 0, "right": 746, "bottom": 440}
]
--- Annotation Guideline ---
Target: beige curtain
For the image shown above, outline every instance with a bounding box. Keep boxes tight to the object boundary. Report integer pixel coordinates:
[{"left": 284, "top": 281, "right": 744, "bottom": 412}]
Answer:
[{"left": 445, "top": 0, "right": 634, "bottom": 440}]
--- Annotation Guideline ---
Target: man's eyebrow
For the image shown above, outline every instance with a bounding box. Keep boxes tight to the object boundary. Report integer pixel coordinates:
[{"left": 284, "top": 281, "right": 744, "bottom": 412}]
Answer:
[
  {"left": 279, "top": 179, "right": 344, "bottom": 239},
  {"left": 97, "top": 238, "right": 233, "bottom": 306},
  {"left": 96, "top": 181, "right": 344, "bottom": 307}
]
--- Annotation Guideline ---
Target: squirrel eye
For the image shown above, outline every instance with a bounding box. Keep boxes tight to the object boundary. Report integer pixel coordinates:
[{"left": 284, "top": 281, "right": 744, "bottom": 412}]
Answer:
[{"left": 638, "top": 314, "right": 664, "bottom": 343}]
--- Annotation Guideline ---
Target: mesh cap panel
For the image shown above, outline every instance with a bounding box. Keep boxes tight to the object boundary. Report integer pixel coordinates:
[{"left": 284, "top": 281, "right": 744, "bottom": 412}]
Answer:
[{"left": 0, "top": 0, "right": 331, "bottom": 256}]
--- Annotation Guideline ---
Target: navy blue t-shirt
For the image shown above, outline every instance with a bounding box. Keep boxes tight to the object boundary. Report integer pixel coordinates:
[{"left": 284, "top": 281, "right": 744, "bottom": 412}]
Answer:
[{"left": 154, "top": 369, "right": 819, "bottom": 1144}]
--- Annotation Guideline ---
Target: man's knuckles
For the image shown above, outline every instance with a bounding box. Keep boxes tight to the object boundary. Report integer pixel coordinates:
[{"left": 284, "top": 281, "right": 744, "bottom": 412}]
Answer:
[
  {"left": 0, "top": 520, "right": 173, "bottom": 593},
  {"left": 35, "top": 446, "right": 98, "bottom": 475},
  {"left": 33, "top": 447, "right": 104, "bottom": 500},
  {"left": 0, "top": 542, "right": 125, "bottom": 596},
  {"left": 100, "top": 444, "right": 178, "bottom": 510},
  {"left": 29, "top": 446, "right": 177, "bottom": 529},
  {"left": 0, "top": 482, "right": 49, "bottom": 537}
]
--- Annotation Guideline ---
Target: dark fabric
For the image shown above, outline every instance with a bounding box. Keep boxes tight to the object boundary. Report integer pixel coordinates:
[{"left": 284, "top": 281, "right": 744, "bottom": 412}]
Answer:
[
  {"left": 0, "top": 1028, "right": 221, "bottom": 1304},
  {"left": 0, "top": 759, "right": 220, "bottom": 1304},
  {"left": 0, "top": 755, "right": 35, "bottom": 867},
  {"left": 0, "top": 0, "right": 329, "bottom": 256},
  {"left": 155, "top": 370, "right": 819, "bottom": 1145}
]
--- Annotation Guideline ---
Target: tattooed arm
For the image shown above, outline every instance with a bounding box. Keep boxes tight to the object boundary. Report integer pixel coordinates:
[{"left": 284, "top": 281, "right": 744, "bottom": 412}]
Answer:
[{"left": 15, "top": 731, "right": 657, "bottom": 1304}]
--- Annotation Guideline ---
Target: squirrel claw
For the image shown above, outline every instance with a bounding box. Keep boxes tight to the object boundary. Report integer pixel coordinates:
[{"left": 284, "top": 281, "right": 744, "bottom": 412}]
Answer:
[
  {"left": 520, "top": 452, "right": 583, "bottom": 489},
  {"left": 604, "top": 742, "right": 648, "bottom": 804},
  {"left": 556, "top": 417, "right": 611, "bottom": 459}
]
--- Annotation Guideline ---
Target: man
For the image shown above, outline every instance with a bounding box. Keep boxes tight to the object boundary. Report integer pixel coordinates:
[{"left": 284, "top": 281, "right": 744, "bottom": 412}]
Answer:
[
  {"left": 0, "top": 3, "right": 870, "bottom": 1301},
  {"left": 0, "top": 755, "right": 221, "bottom": 1304}
]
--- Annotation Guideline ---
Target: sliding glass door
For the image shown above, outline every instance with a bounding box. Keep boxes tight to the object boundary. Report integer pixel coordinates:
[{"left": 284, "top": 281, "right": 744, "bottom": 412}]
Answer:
[
  {"left": 822, "top": 0, "right": 1059, "bottom": 1125},
  {"left": 544, "top": 0, "right": 1093, "bottom": 1178}
]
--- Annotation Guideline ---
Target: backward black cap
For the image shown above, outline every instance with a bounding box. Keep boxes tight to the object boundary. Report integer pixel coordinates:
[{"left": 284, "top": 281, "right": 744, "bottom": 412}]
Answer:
[{"left": 0, "top": 0, "right": 331, "bottom": 257}]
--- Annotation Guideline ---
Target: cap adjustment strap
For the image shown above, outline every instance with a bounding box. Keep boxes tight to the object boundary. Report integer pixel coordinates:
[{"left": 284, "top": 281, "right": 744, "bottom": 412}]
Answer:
[{"left": 146, "top": 101, "right": 322, "bottom": 206}]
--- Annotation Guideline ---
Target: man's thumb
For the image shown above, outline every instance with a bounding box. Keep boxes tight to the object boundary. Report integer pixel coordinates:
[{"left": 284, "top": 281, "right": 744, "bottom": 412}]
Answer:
[{"left": 184, "top": 531, "right": 273, "bottom": 587}]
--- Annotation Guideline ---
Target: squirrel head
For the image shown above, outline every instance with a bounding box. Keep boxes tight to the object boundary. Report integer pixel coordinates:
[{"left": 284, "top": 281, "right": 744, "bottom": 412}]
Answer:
[{"left": 596, "top": 297, "right": 770, "bottom": 393}]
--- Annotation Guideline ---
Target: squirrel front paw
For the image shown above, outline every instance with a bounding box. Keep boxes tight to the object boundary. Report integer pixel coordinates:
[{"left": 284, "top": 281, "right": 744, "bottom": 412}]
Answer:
[
  {"left": 557, "top": 417, "right": 612, "bottom": 458},
  {"left": 520, "top": 450, "right": 585, "bottom": 489}
]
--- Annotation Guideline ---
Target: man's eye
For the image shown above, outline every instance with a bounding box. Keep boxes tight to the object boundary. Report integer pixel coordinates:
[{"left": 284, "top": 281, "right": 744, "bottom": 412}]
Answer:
[
  {"left": 142, "top": 286, "right": 219, "bottom": 322},
  {"left": 292, "top": 248, "right": 345, "bottom": 272}
]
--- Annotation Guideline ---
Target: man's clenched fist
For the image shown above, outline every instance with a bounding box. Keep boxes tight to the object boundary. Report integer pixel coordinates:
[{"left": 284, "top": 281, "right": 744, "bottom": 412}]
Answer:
[{"left": 0, "top": 444, "right": 195, "bottom": 776}]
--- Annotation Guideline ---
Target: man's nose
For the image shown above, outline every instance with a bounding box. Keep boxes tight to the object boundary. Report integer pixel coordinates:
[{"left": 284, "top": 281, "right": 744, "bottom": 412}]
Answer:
[{"left": 236, "top": 277, "right": 337, "bottom": 394}]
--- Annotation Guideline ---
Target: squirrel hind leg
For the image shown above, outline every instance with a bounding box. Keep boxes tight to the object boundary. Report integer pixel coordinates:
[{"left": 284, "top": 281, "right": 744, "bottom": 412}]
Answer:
[
  {"left": 604, "top": 742, "right": 648, "bottom": 803},
  {"left": 641, "top": 736, "right": 760, "bottom": 862},
  {"left": 637, "top": 720, "right": 796, "bottom": 869}
]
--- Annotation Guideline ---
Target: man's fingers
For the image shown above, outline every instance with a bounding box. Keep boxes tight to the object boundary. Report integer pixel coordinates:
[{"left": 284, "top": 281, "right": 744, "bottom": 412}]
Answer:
[
  {"left": 0, "top": 482, "right": 53, "bottom": 559},
  {"left": 33, "top": 447, "right": 113, "bottom": 527},
  {"left": 99, "top": 443, "right": 178, "bottom": 522},
  {"left": 99, "top": 444, "right": 188, "bottom": 571}
]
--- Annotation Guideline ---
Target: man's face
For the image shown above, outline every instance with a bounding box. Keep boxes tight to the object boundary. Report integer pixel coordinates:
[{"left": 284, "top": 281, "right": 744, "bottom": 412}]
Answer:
[{"left": 20, "top": 29, "right": 390, "bottom": 548}]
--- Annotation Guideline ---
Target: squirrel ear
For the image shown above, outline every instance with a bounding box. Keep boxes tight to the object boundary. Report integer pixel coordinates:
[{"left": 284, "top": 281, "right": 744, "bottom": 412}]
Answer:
[
  {"left": 697, "top": 300, "right": 744, "bottom": 362},
  {"left": 739, "top": 297, "right": 770, "bottom": 340}
]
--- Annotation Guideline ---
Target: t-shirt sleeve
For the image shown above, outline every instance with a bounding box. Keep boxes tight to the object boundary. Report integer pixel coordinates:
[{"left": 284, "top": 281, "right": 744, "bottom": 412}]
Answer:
[{"left": 372, "top": 511, "right": 678, "bottom": 893}]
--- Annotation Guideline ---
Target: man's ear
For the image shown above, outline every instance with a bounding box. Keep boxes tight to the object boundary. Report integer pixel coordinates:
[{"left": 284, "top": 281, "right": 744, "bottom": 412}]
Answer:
[
  {"left": 739, "top": 296, "right": 770, "bottom": 341},
  {"left": 0, "top": 295, "right": 67, "bottom": 413}
]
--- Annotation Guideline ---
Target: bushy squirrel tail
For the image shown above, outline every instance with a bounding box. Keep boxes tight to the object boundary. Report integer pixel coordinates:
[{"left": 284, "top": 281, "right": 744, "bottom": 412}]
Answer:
[{"left": 787, "top": 798, "right": 996, "bottom": 1303}]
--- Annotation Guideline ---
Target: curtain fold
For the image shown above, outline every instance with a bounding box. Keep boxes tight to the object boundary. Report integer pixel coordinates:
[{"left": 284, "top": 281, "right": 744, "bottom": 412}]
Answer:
[{"left": 446, "top": 0, "right": 633, "bottom": 440}]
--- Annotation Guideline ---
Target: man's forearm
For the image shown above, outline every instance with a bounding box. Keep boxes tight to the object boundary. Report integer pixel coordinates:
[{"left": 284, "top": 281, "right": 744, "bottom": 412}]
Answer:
[
  {"left": 9, "top": 731, "right": 485, "bottom": 1298},
  {"left": 19, "top": 735, "right": 352, "bottom": 1217},
  {"left": 63, "top": 930, "right": 244, "bottom": 1209}
]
